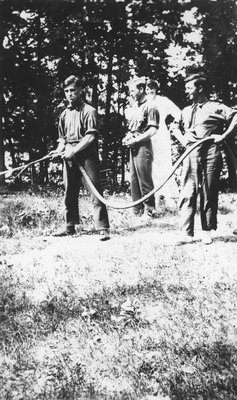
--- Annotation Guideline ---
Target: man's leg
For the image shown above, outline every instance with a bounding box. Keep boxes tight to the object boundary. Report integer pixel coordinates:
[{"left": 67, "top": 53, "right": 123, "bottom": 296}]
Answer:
[
  {"left": 179, "top": 154, "right": 198, "bottom": 237},
  {"left": 81, "top": 157, "right": 109, "bottom": 233},
  {"left": 135, "top": 142, "right": 156, "bottom": 213},
  {"left": 64, "top": 161, "right": 80, "bottom": 232},
  {"left": 130, "top": 148, "right": 144, "bottom": 215},
  {"left": 53, "top": 161, "right": 80, "bottom": 236},
  {"left": 200, "top": 147, "right": 222, "bottom": 232}
]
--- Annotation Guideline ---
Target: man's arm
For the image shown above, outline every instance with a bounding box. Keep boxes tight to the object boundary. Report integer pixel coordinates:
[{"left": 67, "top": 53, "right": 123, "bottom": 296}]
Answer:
[
  {"left": 62, "top": 133, "right": 96, "bottom": 160},
  {"left": 124, "top": 102, "right": 160, "bottom": 146},
  {"left": 123, "top": 126, "right": 158, "bottom": 146},
  {"left": 163, "top": 97, "right": 181, "bottom": 122},
  {"left": 213, "top": 113, "right": 237, "bottom": 143},
  {"left": 169, "top": 121, "right": 188, "bottom": 147},
  {"left": 49, "top": 139, "right": 66, "bottom": 159},
  {"left": 49, "top": 111, "right": 67, "bottom": 158}
]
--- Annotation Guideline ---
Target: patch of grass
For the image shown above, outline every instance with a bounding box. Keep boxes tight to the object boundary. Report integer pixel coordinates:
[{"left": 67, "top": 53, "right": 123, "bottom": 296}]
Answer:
[{"left": 0, "top": 191, "right": 236, "bottom": 399}]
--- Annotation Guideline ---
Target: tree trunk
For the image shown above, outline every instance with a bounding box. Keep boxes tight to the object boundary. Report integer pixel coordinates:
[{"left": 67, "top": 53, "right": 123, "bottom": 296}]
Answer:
[
  {"left": 102, "top": 40, "right": 114, "bottom": 167},
  {"left": 2, "top": 96, "right": 18, "bottom": 167},
  {"left": 0, "top": 14, "right": 5, "bottom": 186},
  {"left": 92, "top": 76, "right": 98, "bottom": 109},
  {"left": 36, "top": 12, "right": 48, "bottom": 184},
  {"left": 0, "top": 91, "right": 5, "bottom": 185}
]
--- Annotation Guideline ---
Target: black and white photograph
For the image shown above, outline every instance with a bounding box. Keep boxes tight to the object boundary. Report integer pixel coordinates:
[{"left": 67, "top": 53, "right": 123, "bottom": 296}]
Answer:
[{"left": 0, "top": 0, "right": 237, "bottom": 399}]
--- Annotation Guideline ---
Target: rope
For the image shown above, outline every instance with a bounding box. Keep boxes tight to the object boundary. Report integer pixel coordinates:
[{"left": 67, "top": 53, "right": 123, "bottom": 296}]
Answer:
[
  {"left": 0, "top": 154, "right": 51, "bottom": 178},
  {"left": 13, "top": 154, "right": 51, "bottom": 180},
  {"left": 224, "top": 140, "right": 237, "bottom": 172},
  {"left": 77, "top": 136, "right": 216, "bottom": 209},
  {"left": 1, "top": 135, "right": 233, "bottom": 210}
]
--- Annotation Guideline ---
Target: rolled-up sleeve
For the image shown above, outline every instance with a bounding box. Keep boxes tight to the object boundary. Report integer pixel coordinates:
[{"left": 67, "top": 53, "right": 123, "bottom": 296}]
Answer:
[
  {"left": 147, "top": 105, "right": 160, "bottom": 128},
  {"left": 58, "top": 110, "right": 66, "bottom": 143},
  {"left": 84, "top": 108, "right": 99, "bottom": 135},
  {"left": 179, "top": 112, "right": 185, "bottom": 133},
  {"left": 218, "top": 104, "right": 237, "bottom": 124}
]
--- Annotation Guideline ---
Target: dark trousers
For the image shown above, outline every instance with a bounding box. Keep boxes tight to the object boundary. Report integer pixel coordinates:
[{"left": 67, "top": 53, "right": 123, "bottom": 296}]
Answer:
[
  {"left": 63, "top": 155, "right": 109, "bottom": 230},
  {"left": 179, "top": 144, "right": 222, "bottom": 236},
  {"left": 130, "top": 140, "right": 156, "bottom": 215}
]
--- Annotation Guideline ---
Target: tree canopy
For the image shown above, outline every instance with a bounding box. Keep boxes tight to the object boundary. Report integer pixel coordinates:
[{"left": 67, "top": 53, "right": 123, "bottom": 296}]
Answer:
[{"left": 0, "top": 0, "right": 236, "bottom": 186}]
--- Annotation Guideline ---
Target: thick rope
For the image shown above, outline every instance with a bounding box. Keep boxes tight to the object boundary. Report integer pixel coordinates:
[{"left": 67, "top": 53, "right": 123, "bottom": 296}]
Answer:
[
  {"left": 0, "top": 154, "right": 51, "bottom": 178},
  {"left": 77, "top": 136, "right": 217, "bottom": 209},
  {"left": 224, "top": 140, "right": 237, "bottom": 172},
  {"left": 1, "top": 136, "right": 234, "bottom": 210}
]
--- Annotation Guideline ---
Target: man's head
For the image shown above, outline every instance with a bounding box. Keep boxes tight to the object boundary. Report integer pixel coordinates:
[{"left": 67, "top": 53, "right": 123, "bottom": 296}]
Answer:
[
  {"left": 63, "top": 75, "right": 82, "bottom": 105},
  {"left": 146, "top": 79, "right": 159, "bottom": 99},
  {"left": 184, "top": 73, "right": 209, "bottom": 102},
  {"left": 128, "top": 77, "right": 146, "bottom": 103}
]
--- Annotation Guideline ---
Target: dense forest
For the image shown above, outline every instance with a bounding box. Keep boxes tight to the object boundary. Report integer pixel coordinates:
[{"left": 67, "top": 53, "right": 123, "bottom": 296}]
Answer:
[{"left": 0, "top": 0, "right": 237, "bottom": 188}]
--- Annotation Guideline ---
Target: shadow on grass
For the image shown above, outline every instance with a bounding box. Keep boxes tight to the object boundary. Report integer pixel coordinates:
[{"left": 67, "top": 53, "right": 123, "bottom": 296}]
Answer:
[
  {"left": 0, "top": 270, "right": 203, "bottom": 349},
  {"left": 0, "top": 261, "right": 236, "bottom": 399},
  {"left": 0, "top": 274, "right": 189, "bottom": 337},
  {"left": 139, "top": 341, "right": 237, "bottom": 400},
  {"left": 213, "top": 235, "right": 237, "bottom": 243},
  {"left": 112, "top": 221, "right": 178, "bottom": 236},
  {"left": 166, "top": 234, "right": 237, "bottom": 246}
]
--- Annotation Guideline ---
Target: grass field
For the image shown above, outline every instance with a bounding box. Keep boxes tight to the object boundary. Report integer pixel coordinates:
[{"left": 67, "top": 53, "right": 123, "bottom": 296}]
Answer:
[{"left": 0, "top": 190, "right": 237, "bottom": 399}]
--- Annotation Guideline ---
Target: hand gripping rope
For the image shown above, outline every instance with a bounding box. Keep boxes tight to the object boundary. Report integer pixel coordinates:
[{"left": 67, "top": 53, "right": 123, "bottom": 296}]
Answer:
[{"left": 0, "top": 136, "right": 236, "bottom": 210}]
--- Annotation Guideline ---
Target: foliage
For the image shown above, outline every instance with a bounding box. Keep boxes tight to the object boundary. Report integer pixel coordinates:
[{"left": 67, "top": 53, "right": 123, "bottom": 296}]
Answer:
[
  {"left": 0, "top": 0, "right": 236, "bottom": 187},
  {"left": 192, "top": 0, "right": 237, "bottom": 104}
]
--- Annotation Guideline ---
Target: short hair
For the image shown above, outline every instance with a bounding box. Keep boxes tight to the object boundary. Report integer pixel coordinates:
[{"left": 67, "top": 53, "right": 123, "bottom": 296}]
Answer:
[
  {"left": 63, "top": 75, "right": 82, "bottom": 89},
  {"left": 146, "top": 79, "right": 159, "bottom": 93},
  {"left": 128, "top": 76, "right": 146, "bottom": 91},
  {"left": 136, "top": 83, "right": 146, "bottom": 91},
  {"left": 184, "top": 72, "right": 206, "bottom": 83},
  {"left": 185, "top": 72, "right": 210, "bottom": 94}
]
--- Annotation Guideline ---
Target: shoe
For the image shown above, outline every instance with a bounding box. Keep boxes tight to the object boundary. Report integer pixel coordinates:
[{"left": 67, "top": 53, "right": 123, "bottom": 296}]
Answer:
[
  {"left": 100, "top": 229, "right": 110, "bottom": 241},
  {"left": 52, "top": 228, "right": 76, "bottom": 237},
  {"left": 201, "top": 231, "right": 212, "bottom": 245},
  {"left": 134, "top": 209, "right": 144, "bottom": 217},
  {"left": 146, "top": 207, "right": 159, "bottom": 218},
  {"left": 147, "top": 210, "right": 159, "bottom": 218},
  {"left": 139, "top": 213, "right": 151, "bottom": 223},
  {"left": 175, "top": 234, "right": 195, "bottom": 245}
]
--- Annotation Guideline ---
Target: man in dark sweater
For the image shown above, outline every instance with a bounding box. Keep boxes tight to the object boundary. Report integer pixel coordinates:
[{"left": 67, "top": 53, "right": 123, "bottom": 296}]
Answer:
[{"left": 50, "top": 75, "right": 110, "bottom": 240}]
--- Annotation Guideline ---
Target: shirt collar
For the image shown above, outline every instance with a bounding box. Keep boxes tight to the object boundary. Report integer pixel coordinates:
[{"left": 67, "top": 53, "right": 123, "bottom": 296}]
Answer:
[
  {"left": 67, "top": 100, "right": 84, "bottom": 110},
  {"left": 192, "top": 100, "right": 209, "bottom": 109}
]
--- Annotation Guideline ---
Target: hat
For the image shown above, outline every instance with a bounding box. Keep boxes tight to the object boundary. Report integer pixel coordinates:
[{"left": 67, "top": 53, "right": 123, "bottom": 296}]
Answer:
[{"left": 184, "top": 72, "right": 207, "bottom": 83}]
